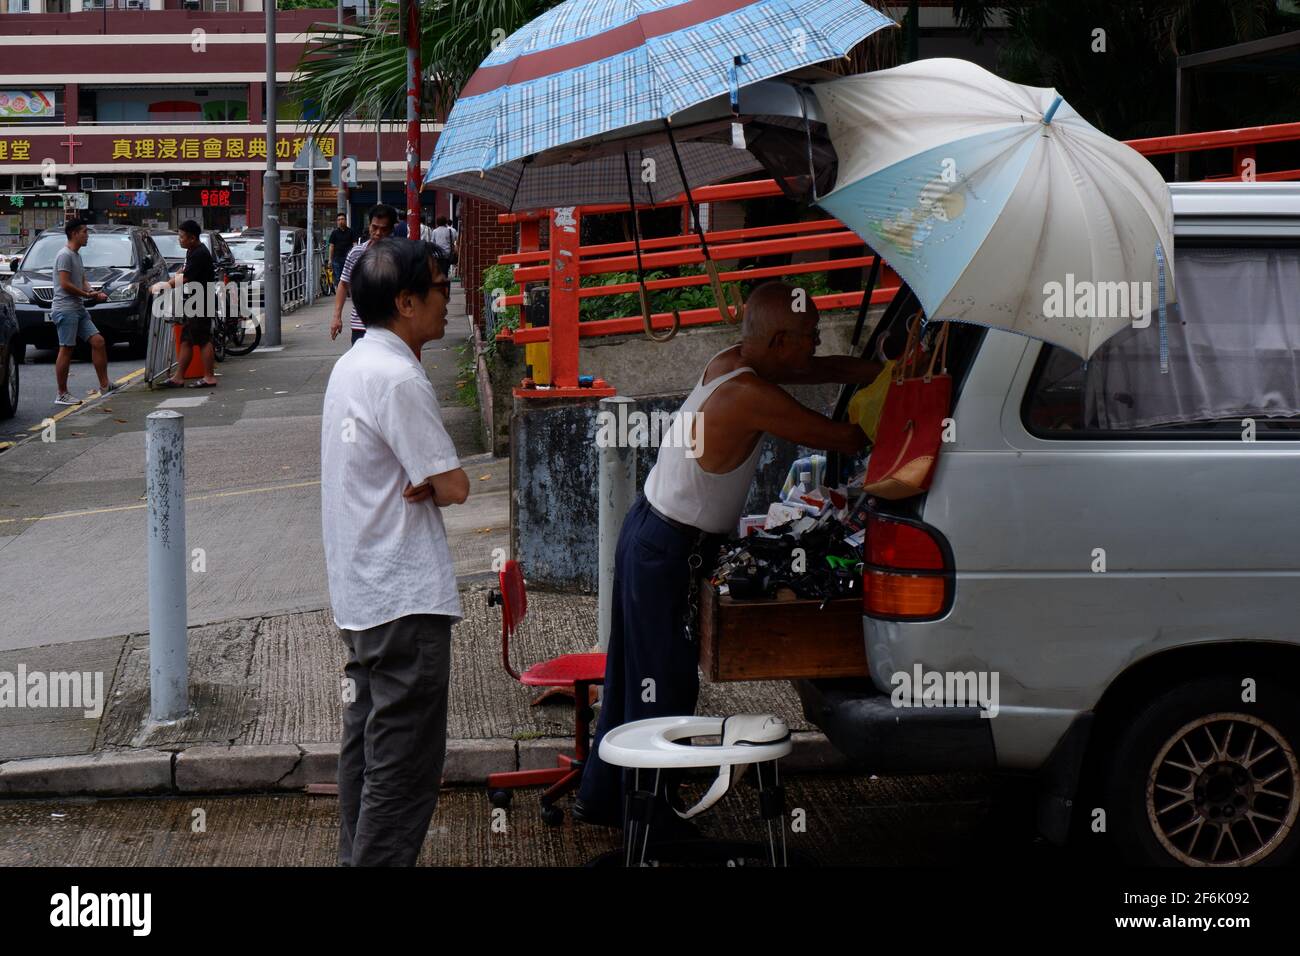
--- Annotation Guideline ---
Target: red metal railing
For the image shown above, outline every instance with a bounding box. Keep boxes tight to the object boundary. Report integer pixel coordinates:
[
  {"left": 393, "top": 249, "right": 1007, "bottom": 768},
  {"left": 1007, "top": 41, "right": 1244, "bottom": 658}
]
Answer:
[{"left": 495, "top": 119, "right": 1300, "bottom": 397}]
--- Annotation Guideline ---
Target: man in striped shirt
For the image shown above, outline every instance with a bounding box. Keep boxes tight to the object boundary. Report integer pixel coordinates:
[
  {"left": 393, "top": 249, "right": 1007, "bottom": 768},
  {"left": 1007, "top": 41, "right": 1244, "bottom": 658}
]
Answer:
[{"left": 330, "top": 203, "right": 397, "bottom": 345}]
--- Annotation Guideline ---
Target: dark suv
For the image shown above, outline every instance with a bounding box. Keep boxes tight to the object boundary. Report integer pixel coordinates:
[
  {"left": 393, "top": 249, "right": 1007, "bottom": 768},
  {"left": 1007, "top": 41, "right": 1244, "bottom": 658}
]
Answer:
[{"left": 6, "top": 225, "right": 170, "bottom": 357}]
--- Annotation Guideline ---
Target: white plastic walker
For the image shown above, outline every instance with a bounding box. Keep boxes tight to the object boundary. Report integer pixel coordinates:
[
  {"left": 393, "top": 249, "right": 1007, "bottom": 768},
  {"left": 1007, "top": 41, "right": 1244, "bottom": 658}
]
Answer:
[{"left": 597, "top": 714, "right": 793, "bottom": 867}]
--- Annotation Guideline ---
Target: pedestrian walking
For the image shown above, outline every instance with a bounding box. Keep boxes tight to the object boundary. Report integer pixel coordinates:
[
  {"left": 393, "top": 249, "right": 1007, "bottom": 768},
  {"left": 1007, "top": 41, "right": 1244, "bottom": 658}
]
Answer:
[
  {"left": 320, "top": 238, "right": 466, "bottom": 866},
  {"left": 327, "top": 213, "right": 355, "bottom": 291},
  {"left": 152, "top": 219, "right": 218, "bottom": 389},
  {"left": 430, "top": 216, "right": 458, "bottom": 281},
  {"left": 51, "top": 219, "right": 116, "bottom": 406},
  {"left": 330, "top": 203, "right": 396, "bottom": 345}
]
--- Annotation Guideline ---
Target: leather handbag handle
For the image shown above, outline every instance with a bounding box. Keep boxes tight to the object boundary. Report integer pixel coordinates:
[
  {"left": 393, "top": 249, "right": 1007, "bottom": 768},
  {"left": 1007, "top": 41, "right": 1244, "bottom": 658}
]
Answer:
[
  {"left": 924, "top": 321, "right": 950, "bottom": 382},
  {"left": 896, "top": 312, "right": 924, "bottom": 383}
]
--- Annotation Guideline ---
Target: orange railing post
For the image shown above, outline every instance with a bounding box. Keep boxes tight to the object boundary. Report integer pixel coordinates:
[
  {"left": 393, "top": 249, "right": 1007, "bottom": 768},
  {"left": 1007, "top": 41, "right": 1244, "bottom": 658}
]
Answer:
[
  {"left": 514, "top": 207, "right": 614, "bottom": 398},
  {"left": 492, "top": 119, "right": 1300, "bottom": 398}
]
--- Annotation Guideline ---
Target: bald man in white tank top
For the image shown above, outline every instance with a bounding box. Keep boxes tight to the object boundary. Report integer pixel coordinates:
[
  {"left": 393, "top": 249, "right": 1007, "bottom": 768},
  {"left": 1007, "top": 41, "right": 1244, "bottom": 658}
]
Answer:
[{"left": 575, "top": 280, "right": 882, "bottom": 833}]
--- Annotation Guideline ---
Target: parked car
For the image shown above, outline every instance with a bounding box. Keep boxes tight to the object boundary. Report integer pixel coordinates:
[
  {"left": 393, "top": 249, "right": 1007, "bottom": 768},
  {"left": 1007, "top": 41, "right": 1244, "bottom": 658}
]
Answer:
[
  {"left": 5, "top": 225, "right": 170, "bottom": 356},
  {"left": 0, "top": 277, "right": 19, "bottom": 419},
  {"left": 150, "top": 228, "right": 247, "bottom": 282},
  {"left": 227, "top": 228, "right": 311, "bottom": 312},
  {"left": 797, "top": 182, "right": 1300, "bottom": 867}
]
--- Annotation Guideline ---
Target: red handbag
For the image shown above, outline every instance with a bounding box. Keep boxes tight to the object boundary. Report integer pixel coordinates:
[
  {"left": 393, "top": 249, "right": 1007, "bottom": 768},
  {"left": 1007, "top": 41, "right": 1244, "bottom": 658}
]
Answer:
[{"left": 863, "top": 319, "right": 951, "bottom": 500}]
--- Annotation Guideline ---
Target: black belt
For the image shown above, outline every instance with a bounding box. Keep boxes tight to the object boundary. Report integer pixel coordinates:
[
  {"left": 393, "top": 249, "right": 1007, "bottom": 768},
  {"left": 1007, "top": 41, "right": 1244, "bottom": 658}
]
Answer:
[{"left": 647, "top": 501, "right": 706, "bottom": 536}]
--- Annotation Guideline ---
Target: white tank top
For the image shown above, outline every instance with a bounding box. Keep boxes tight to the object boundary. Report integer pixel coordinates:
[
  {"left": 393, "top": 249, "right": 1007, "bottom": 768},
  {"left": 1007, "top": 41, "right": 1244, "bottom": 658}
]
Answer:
[{"left": 644, "top": 348, "right": 765, "bottom": 534}]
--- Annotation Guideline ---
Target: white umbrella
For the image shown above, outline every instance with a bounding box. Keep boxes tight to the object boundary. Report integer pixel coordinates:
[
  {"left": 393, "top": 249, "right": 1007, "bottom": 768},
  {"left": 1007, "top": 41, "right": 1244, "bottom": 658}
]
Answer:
[{"left": 813, "top": 57, "right": 1175, "bottom": 360}]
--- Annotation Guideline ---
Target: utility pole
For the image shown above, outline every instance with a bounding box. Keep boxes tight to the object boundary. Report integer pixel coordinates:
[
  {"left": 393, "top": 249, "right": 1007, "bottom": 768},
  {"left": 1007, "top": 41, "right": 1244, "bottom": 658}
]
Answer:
[
  {"left": 402, "top": 0, "right": 422, "bottom": 239},
  {"left": 263, "top": 0, "right": 282, "bottom": 347}
]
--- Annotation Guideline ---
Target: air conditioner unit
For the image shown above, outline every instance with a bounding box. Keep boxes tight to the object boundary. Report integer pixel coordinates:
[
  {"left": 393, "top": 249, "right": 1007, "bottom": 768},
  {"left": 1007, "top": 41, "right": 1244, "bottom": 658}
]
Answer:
[
  {"left": 124, "top": 0, "right": 146, "bottom": 8},
  {"left": 182, "top": 0, "right": 201, "bottom": 9},
  {"left": 19, "top": 177, "right": 40, "bottom": 190},
  {"left": 231, "top": 181, "right": 245, "bottom": 192},
  {"left": 169, "top": 178, "right": 182, "bottom": 189},
  {"left": 125, "top": 178, "right": 144, "bottom": 190},
  {"left": 80, "top": 177, "right": 95, "bottom": 191},
  {"left": 150, "top": 177, "right": 166, "bottom": 189},
  {"left": 95, "top": 178, "right": 115, "bottom": 190}
]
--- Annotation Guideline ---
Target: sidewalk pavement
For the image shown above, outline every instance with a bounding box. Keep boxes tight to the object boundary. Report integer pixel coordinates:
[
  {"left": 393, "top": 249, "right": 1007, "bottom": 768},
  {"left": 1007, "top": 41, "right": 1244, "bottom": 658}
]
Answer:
[
  {"left": 0, "top": 289, "right": 503, "bottom": 650},
  {"left": 0, "top": 285, "right": 845, "bottom": 797}
]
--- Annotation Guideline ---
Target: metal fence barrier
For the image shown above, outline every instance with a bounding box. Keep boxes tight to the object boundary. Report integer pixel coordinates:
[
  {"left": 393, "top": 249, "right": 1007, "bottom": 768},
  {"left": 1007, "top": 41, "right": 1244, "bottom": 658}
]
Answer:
[
  {"left": 141, "top": 253, "right": 316, "bottom": 385},
  {"left": 281, "top": 251, "right": 308, "bottom": 314}
]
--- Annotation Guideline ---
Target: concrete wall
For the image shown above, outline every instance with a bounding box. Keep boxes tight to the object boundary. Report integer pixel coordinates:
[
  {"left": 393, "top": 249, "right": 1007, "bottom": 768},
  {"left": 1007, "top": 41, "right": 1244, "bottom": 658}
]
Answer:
[{"left": 507, "top": 307, "right": 878, "bottom": 591}]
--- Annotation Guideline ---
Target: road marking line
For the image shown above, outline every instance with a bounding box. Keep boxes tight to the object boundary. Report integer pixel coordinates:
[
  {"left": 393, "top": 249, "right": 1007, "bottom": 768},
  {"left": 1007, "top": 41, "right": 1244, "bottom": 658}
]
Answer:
[
  {"left": 157, "top": 395, "right": 209, "bottom": 408},
  {"left": 25, "top": 366, "right": 147, "bottom": 432},
  {"left": 0, "top": 479, "right": 321, "bottom": 525}
]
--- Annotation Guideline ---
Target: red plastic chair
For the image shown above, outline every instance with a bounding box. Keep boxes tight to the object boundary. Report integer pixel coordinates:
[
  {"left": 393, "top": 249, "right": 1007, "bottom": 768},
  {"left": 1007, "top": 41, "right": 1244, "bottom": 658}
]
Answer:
[{"left": 486, "top": 560, "right": 606, "bottom": 825}]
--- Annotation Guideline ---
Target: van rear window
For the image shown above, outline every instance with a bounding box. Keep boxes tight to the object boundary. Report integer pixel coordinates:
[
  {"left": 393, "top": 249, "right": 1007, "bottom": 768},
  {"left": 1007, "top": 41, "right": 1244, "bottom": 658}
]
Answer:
[{"left": 1023, "top": 244, "right": 1300, "bottom": 438}]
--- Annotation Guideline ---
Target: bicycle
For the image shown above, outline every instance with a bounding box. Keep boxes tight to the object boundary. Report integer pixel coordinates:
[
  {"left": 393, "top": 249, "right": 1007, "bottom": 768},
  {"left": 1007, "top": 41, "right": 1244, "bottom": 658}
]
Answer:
[
  {"left": 320, "top": 260, "right": 336, "bottom": 297},
  {"left": 211, "top": 289, "right": 261, "bottom": 362}
]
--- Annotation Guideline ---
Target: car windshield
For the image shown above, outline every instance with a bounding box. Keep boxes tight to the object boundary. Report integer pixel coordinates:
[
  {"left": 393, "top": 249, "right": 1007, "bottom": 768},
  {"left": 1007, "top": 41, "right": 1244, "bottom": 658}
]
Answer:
[
  {"left": 227, "top": 239, "right": 263, "bottom": 260},
  {"left": 152, "top": 234, "right": 184, "bottom": 259},
  {"left": 22, "top": 233, "right": 136, "bottom": 270}
]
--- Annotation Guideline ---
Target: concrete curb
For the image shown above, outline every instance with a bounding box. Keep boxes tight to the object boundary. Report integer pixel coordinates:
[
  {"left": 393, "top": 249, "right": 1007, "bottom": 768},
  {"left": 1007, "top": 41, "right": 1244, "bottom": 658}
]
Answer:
[{"left": 0, "top": 732, "right": 849, "bottom": 798}]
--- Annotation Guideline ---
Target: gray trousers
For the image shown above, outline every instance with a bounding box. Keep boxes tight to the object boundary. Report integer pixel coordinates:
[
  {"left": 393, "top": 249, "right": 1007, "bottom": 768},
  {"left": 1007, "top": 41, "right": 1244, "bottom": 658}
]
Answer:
[{"left": 337, "top": 613, "right": 452, "bottom": 866}]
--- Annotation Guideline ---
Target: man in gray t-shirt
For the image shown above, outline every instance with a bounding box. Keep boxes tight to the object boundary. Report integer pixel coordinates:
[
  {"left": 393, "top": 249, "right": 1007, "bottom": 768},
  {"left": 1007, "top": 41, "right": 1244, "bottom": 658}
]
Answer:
[{"left": 51, "top": 220, "right": 114, "bottom": 406}]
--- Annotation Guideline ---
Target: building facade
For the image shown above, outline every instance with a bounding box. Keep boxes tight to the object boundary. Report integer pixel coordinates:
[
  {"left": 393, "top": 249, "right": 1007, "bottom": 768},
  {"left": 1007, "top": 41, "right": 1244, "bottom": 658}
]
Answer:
[{"left": 0, "top": 1, "right": 446, "bottom": 256}]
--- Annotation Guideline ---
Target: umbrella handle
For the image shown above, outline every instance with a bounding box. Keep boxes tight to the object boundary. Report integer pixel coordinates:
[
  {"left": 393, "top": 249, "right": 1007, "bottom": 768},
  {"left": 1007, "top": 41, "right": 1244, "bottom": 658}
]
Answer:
[
  {"left": 704, "top": 257, "right": 744, "bottom": 324},
  {"left": 639, "top": 283, "right": 681, "bottom": 343}
]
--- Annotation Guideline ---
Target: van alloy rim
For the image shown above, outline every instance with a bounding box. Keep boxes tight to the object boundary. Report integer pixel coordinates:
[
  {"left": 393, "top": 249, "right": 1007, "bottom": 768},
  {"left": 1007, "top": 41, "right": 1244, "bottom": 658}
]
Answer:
[
  {"left": 7, "top": 352, "right": 16, "bottom": 407},
  {"left": 1147, "top": 713, "right": 1298, "bottom": 866}
]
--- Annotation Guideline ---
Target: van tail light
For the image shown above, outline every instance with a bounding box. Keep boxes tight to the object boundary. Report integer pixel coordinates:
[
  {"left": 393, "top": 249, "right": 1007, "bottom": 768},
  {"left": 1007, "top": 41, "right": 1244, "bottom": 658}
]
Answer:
[{"left": 863, "top": 511, "right": 954, "bottom": 621}]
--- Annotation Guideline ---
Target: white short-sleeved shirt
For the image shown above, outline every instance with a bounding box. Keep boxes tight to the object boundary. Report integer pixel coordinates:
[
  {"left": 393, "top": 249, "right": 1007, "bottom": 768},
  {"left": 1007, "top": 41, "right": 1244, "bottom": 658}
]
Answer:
[{"left": 321, "top": 326, "right": 464, "bottom": 631}]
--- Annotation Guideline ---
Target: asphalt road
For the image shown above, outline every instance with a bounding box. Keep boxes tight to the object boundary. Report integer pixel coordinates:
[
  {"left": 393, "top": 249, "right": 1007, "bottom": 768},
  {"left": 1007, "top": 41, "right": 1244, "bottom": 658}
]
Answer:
[{"left": 3, "top": 342, "right": 144, "bottom": 442}]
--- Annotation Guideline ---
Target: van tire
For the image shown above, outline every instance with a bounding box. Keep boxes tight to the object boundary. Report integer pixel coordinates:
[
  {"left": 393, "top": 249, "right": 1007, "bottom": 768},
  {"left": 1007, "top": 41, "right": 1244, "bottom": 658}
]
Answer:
[{"left": 1103, "top": 676, "right": 1300, "bottom": 866}]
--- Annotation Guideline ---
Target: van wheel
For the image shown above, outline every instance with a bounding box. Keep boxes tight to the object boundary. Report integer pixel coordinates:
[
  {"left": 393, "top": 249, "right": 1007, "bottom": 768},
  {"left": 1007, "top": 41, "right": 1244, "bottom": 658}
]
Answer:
[{"left": 1104, "top": 676, "right": 1299, "bottom": 866}]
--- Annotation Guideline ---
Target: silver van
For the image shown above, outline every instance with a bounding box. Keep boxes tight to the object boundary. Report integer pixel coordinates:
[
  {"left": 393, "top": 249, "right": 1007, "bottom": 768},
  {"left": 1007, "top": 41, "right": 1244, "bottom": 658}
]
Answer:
[{"left": 799, "top": 182, "right": 1300, "bottom": 867}]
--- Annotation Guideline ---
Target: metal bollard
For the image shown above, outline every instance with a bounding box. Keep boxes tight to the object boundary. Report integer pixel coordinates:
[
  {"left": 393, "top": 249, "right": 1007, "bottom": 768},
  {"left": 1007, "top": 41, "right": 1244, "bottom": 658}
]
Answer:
[
  {"left": 597, "top": 396, "right": 637, "bottom": 651},
  {"left": 146, "top": 410, "right": 189, "bottom": 722}
]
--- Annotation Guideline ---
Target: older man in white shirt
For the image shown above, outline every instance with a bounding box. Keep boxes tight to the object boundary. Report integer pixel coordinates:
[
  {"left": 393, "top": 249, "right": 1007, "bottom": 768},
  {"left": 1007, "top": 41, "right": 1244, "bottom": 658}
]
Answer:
[{"left": 320, "top": 238, "right": 467, "bottom": 866}]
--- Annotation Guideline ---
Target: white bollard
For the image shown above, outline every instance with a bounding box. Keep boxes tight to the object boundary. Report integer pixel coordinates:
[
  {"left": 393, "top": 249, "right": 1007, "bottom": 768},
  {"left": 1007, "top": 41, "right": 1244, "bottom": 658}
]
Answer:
[
  {"left": 597, "top": 396, "right": 637, "bottom": 651},
  {"left": 146, "top": 410, "right": 189, "bottom": 722}
]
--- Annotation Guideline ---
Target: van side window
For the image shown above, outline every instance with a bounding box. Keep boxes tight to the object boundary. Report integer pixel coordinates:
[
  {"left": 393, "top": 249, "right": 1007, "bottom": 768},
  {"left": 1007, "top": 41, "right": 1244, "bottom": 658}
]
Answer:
[{"left": 1024, "top": 244, "right": 1300, "bottom": 438}]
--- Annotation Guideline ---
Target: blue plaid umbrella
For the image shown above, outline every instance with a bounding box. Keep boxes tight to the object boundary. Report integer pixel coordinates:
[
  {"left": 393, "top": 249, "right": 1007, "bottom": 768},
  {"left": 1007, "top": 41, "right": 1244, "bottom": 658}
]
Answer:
[{"left": 424, "top": 0, "right": 895, "bottom": 198}]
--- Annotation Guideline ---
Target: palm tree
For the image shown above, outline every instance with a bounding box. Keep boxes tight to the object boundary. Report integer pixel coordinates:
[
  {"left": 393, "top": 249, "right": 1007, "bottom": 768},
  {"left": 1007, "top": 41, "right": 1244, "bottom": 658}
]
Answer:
[{"left": 294, "top": 0, "right": 556, "bottom": 135}]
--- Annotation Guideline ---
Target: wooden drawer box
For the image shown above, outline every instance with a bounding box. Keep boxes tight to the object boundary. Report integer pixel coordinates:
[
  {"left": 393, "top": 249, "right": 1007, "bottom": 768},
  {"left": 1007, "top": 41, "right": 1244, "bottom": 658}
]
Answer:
[{"left": 697, "top": 580, "right": 869, "bottom": 682}]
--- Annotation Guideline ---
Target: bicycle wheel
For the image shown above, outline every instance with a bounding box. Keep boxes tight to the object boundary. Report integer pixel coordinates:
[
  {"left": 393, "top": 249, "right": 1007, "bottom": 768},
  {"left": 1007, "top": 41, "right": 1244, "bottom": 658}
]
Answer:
[{"left": 224, "top": 317, "right": 261, "bottom": 356}]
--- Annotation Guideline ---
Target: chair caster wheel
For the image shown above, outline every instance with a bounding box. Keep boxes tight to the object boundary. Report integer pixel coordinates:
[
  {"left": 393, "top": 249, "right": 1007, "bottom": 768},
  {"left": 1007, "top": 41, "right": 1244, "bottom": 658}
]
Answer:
[
  {"left": 540, "top": 804, "right": 564, "bottom": 826},
  {"left": 488, "top": 789, "right": 512, "bottom": 809}
]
